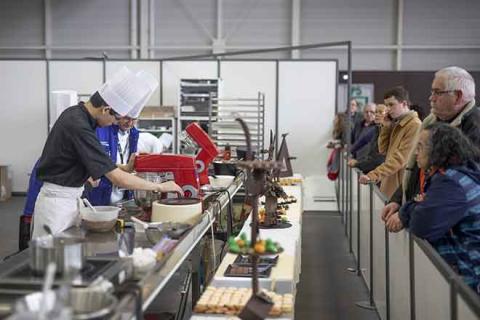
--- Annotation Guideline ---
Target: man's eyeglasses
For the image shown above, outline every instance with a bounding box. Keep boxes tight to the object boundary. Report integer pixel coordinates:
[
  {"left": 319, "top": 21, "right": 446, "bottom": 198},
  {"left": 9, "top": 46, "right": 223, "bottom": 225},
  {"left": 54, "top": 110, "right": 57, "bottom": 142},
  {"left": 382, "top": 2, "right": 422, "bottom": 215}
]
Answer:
[
  {"left": 108, "top": 108, "right": 122, "bottom": 120},
  {"left": 430, "top": 90, "right": 456, "bottom": 97}
]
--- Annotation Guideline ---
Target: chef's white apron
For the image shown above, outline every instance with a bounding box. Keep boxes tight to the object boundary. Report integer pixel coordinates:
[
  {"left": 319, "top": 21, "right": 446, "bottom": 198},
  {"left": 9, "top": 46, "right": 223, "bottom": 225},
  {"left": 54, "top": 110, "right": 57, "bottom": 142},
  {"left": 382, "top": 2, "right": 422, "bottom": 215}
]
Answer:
[{"left": 32, "top": 182, "right": 84, "bottom": 238}]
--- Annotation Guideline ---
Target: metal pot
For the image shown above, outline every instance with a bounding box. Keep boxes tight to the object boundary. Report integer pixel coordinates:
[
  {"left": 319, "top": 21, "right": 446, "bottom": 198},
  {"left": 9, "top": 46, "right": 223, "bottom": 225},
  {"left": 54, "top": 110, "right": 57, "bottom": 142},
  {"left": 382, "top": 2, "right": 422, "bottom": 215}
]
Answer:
[{"left": 30, "top": 237, "right": 85, "bottom": 276}]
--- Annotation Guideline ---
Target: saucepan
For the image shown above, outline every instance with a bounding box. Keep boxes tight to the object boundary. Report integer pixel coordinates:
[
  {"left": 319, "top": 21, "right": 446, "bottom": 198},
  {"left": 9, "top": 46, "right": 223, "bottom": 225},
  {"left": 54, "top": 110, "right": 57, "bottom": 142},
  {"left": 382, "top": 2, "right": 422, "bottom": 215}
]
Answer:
[{"left": 30, "top": 230, "right": 85, "bottom": 276}]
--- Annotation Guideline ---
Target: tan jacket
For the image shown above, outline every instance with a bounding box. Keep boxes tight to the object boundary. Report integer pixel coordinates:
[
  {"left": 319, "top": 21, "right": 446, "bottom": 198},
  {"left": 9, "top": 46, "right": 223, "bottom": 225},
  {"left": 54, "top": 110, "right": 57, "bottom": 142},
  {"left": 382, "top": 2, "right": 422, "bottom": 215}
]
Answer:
[{"left": 367, "top": 111, "right": 421, "bottom": 198}]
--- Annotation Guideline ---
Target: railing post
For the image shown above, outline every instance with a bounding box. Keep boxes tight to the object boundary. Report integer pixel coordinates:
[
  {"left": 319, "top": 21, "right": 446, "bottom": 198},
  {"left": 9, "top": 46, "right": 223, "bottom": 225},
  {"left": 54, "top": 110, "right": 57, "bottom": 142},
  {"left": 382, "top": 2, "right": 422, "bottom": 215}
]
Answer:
[
  {"left": 356, "top": 182, "right": 376, "bottom": 310},
  {"left": 356, "top": 173, "right": 361, "bottom": 277},
  {"left": 385, "top": 225, "right": 391, "bottom": 320},
  {"left": 349, "top": 167, "right": 353, "bottom": 253},
  {"left": 369, "top": 183, "right": 375, "bottom": 306},
  {"left": 409, "top": 235, "right": 416, "bottom": 320},
  {"left": 450, "top": 278, "right": 458, "bottom": 320}
]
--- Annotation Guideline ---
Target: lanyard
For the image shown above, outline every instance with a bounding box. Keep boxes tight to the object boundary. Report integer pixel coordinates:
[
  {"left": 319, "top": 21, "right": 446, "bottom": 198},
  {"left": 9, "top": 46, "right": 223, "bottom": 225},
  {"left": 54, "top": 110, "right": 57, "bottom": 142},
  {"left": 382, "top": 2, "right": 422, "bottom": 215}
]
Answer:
[{"left": 117, "top": 135, "right": 129, "bottom": 164}]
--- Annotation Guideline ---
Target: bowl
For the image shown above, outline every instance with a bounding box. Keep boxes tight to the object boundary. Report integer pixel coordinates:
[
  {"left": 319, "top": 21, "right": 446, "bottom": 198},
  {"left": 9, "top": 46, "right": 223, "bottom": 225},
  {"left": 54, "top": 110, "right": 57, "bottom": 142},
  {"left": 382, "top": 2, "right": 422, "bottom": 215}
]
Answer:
[
  {"left": 133, "top": 172, "right": 164, "bottom": 209},
  {"left": 213, "top": 161, "right": 238, "bottom": 176},
  {"left": 80, "top": 206, "right": 120, "bottom": 232},
  {"left": 209, "top": 175, "right": 235, "bottom": 189}
]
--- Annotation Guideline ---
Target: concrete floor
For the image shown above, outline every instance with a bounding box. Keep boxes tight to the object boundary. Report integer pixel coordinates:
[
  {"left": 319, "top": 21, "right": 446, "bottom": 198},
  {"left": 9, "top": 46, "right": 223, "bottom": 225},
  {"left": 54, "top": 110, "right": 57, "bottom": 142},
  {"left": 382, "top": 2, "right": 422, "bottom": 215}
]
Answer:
[
  {"left": 0, "top": 197, "right": 378, "bottom": 320},
  {"left": 295, "top": 211, "right": 378, "bottom": 320}
]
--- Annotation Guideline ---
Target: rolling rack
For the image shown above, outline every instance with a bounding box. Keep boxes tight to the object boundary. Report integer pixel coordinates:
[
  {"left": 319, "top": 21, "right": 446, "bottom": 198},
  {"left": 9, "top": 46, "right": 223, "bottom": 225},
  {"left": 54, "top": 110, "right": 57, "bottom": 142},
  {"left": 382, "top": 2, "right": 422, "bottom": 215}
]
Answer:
[
  {"left": 177, "top": 79, "right": 219, "bottom": 154},
  {"left": 209, "top": 92, "right": 265, "bottom": 159}
]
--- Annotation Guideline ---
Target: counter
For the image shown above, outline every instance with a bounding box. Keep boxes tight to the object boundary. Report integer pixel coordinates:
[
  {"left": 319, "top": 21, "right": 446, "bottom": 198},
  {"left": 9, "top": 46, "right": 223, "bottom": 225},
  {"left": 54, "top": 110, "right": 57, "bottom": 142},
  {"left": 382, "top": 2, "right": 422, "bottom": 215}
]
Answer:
[{"left": 0, "top": 173, "right": 245, "bottom": 319}]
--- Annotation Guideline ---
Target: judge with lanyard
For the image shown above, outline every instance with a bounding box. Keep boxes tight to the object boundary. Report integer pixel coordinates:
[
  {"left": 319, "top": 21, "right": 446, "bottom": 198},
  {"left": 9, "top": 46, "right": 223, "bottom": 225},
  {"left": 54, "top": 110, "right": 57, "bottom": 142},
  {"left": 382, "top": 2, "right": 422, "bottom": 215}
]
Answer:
[
  {"left": 86, "top": 115, "right": 140, "bottom": 205},
  {"left": 32, "top": 67, "right": 183, "bottom": 238}
]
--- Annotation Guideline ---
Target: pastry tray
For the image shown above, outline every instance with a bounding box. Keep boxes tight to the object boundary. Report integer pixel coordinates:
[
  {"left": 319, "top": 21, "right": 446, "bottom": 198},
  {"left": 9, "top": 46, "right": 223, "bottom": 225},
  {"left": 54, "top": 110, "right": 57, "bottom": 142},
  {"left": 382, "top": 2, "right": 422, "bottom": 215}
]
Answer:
[
  {"left": 224, "top": 264, "right": 273, "bottom": 278},
  {"left": 234, "top": 255, "right": 279, "bottom": 266}
]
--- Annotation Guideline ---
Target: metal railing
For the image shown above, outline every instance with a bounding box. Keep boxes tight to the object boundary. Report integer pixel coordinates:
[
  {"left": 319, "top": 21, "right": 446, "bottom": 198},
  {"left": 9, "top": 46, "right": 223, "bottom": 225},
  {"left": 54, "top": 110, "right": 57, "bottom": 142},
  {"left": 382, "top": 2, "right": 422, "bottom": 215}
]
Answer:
[{"left": 335, "top": 151, "right": 480, "bottom": 320}]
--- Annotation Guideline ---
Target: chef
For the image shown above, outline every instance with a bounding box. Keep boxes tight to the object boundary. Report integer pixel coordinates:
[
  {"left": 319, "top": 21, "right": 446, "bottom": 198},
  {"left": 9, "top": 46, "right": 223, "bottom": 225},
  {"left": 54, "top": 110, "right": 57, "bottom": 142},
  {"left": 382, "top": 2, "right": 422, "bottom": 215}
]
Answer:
[{"left": 32, "top": 67, "right": 183, "bottom": 238}]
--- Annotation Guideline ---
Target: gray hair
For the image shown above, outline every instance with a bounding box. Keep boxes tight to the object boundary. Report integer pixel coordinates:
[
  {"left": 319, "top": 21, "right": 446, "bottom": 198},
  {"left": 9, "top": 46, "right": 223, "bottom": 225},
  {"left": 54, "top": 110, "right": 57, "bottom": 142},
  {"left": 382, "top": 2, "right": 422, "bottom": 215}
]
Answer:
[{"left": 435, "top": 66, "right": 475, "bottom": 102}]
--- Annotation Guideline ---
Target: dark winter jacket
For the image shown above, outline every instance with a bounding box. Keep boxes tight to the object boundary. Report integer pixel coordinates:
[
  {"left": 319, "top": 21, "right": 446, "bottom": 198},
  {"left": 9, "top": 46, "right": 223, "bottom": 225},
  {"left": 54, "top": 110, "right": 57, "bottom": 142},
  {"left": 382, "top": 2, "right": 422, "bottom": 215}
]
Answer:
[
  {"left": 399, "top": 163, "right": 480, "bottom": 292},
  {"left": 355, "top": 126, "right": 386, "bottom": 174}
]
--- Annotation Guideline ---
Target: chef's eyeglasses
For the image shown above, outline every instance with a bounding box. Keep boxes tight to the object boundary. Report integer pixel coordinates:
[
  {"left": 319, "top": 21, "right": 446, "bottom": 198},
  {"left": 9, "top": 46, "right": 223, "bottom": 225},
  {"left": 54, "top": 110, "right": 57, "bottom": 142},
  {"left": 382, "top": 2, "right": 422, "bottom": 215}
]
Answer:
[
  {"left": 430, "top": 89, "right": 457, "bottom": 97},
  {"left": 108, "top": 108, "right": 122, "bottom": 120}
]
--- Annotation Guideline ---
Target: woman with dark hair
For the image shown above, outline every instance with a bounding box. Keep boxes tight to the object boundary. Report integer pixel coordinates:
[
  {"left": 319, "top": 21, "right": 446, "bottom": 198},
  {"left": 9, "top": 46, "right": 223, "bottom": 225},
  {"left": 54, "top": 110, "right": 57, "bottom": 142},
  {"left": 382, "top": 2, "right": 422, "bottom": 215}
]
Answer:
[{"left": 386, "top": 123, "right": 480, "bottom": 293}]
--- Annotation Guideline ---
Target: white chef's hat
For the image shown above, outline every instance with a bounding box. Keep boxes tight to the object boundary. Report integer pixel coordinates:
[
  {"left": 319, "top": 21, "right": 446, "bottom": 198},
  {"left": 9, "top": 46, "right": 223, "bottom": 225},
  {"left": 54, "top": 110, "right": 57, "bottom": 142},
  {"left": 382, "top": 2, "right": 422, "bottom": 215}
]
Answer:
[
  {"left": 126, "top": 70, "right": 159, "bottom": 119},
  {"left": 98, "top": 66, "right": 158, "bottom": 116}
]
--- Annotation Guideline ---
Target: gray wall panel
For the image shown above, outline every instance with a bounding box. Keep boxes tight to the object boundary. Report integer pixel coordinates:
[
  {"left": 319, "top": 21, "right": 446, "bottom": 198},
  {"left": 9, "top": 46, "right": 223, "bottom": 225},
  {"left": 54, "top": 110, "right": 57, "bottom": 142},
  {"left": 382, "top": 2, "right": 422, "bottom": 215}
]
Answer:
[
  {"left": 404, "top": 0, "right": 480, "bottom": 45},
  {"left": 223, "top": 0, "right": 290, "bottom": 46},
  {"left": 155, "top": 0, "right": 215, "bottom": 45},
  {"left": 50, "top": 0, "right": 130, "bottom": 46},
  {"left": 0, "top": 0, "right": 44, "bottom": 46},
  {"left": 0, "top": 0, "right": 478, "bottom": 69},
  {"left": 402, "top": 50, "right": 480, "bottom": 71},
  {"left": 303, "top": 49, "right": 394, "bottom": 70},
  {"left": 301, "top": 0, "right": 396, "bottom": 45}
]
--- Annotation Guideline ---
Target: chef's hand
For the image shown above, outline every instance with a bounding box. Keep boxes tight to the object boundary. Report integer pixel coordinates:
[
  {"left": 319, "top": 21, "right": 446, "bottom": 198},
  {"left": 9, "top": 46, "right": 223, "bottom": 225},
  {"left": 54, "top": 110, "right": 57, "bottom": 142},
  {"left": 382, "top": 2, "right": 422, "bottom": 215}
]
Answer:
[
  {"left": 359, "top": 175, "right": 371, "bottom": 184},
  {"left": 347, "top": 159, "right": 358, "bottom": 167},
  {"left": 381, "top": 202, "right": 400, "bottom": 222},
  {"left": 87, "top": 177, "right": 100, "bottom": 188},
  {"left": 156, "top": 181, "right": 184, "bottom": 196},
  {"left": 385, "top": 213, "right": 404, "bottom": 232}
]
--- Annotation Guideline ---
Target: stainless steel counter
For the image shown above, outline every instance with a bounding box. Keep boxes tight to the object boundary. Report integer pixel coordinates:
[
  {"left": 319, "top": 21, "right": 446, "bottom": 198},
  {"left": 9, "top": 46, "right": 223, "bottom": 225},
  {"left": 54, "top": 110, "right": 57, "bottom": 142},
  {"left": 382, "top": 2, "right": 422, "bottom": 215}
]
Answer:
[{"left": 0, "top": 173, "right": 245, "bottom": 319}]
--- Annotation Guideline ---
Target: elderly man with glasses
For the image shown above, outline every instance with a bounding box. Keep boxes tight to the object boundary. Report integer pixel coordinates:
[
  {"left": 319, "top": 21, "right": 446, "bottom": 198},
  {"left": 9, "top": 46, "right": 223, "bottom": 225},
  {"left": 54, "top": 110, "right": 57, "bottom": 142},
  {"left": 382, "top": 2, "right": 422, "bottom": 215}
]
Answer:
[{"left": 382, "top": 66, "right": 480, "bottom": 223}]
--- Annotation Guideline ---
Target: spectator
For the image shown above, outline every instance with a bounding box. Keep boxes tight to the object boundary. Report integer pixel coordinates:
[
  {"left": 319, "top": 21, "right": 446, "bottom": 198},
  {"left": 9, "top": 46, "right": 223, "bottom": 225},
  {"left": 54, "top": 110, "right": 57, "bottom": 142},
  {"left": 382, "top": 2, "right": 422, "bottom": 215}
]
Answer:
[
  {"left": 386, "top": 123, "right": 480, "bottom": 293},
  {"left": 348, "top": 104, "right": 387, "bottom": 173},
  {"left": 359, "top": 87, "right": 421, "bottom": 198},
  {"left": 349, "top": 99, "right": 364, "bottom": 144},
  {"left": 332, "top": 112, "right": 347, "bottom": 144},
  {"left": 383, "top": 66, "right": 480, "bottom": 222},
  {"left": 350, "top": 103, "right": 376, "bottom": 158},
  {"left": 410, "top": 104, "right": 430, "bottom": 121}
]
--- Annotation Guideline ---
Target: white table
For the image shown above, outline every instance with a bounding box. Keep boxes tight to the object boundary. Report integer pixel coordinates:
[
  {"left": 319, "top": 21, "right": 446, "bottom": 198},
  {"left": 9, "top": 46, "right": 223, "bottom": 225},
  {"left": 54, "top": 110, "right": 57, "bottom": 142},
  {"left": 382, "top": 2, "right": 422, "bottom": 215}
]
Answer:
[{"left": 191, "top": 179, "right": 304, "bottom": 320}]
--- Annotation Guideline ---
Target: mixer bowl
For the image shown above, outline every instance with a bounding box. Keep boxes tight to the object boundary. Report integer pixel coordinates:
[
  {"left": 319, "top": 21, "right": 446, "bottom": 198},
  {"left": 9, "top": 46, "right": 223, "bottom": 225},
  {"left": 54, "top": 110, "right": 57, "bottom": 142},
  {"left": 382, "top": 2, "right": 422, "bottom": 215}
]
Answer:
[{"left": 133, "top": 172, "right": 164, "bottom": 209}]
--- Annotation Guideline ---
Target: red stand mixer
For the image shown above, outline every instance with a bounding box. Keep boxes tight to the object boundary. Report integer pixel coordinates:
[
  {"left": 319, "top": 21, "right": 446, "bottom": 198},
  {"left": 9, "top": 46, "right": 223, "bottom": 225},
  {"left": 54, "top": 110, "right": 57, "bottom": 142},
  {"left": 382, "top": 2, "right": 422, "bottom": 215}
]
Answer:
[{"left": 134, "top": 123, "right": 218, "bottom": 198}]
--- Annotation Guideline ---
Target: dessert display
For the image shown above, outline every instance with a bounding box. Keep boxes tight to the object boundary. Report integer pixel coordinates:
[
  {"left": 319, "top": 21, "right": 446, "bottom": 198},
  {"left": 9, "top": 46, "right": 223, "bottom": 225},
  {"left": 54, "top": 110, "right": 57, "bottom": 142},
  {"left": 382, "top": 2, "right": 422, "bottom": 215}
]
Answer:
[
  {"left": 227, "top": 233, "right": 283, "bottom": 255},
  {"left": 193, "top": 287, "right": 294, "bottom": 317},
  {"left": 258, "top": 207, "right": 289, "bottom": 225}
]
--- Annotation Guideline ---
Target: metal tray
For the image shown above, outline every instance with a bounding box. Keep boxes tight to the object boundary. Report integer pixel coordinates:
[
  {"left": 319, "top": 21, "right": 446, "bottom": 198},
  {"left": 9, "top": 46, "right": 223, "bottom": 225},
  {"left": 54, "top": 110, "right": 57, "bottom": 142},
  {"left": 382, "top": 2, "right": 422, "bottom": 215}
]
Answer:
[
  {"left": 234, "top": 255, "right": 279, "bottom": 266},
  {"left": 224, "top": 264, "right": 272, "bottom": 278}
]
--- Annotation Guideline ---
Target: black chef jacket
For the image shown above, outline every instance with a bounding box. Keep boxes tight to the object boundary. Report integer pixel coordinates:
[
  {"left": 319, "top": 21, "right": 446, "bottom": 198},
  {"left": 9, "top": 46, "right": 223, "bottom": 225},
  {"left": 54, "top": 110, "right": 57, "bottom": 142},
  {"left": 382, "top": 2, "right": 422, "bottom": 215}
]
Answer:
[{"left": 37, "top": 103, "right": 117, "bottom": 187}]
